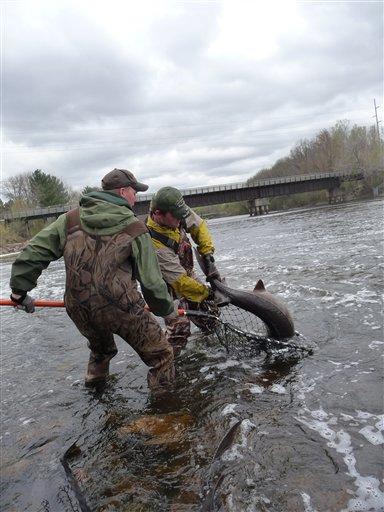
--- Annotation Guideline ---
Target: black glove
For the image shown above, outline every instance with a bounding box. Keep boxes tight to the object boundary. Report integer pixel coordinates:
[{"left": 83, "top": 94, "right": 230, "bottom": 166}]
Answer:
[
  {"left": 202, "top": 254, "right": 221, "bottom": 282},
  {"left": 10, "top": 292, "right": 35, "bottom": 313},
  {"left": 206, "top": 286, "right": 229, "bottom": 306}
]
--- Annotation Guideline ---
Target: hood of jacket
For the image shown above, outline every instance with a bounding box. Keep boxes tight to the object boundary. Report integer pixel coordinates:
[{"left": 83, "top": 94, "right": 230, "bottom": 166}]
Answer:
[{"left": 79, "top": 191, "right": 136, "bottom": 235}]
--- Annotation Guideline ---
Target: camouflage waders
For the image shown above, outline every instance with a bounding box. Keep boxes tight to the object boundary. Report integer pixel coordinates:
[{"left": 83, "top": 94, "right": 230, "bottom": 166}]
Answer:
[{"left": 64, "top": 209, "right": 174, "bottom": 388}]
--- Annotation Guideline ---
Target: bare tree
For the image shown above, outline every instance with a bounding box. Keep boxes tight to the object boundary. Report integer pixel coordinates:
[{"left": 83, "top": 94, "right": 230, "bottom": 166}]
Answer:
[
  {"left": 289, "top": 139, "right": 312, "bottom": 174},
  {"left": 250, "top": 120, "right": 382, "bottom": 181},
  {"left": 3, "top": 173, "right": 36, "bottom": 208}
]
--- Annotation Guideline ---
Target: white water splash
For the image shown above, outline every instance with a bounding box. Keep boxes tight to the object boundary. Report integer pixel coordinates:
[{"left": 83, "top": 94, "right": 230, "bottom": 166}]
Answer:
[
  {"left": 359, "top": 419, "right": 384, "bottom": 446},
  {"left": 222, "top": 403, "right": 238, "bottom": 416},
  {"left": 297, "top": 408, "right": 384, "bottom": 512},
  {"left": 270, "top": 383, "right": 286, "bottom": 394},
  {"left": 249, "top": 384, "right": 264, "bottom": 394},
  {"left": 301, "top": 492, "right": 319, "bottom": 512}
]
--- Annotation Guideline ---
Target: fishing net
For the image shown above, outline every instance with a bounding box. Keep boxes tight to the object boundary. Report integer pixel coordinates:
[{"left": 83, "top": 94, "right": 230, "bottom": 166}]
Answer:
[
  {"left": 217, "top": 303, "right": 269, "bottom": 337},
  {"left": 188, "top": 302, "right": 312, "bottom": 356},
  {"left": 186, "top": 300, "right": 267, "bottom": 336},
  {"left": 209, "top": 303, "right": 273, "bottom": 356}
]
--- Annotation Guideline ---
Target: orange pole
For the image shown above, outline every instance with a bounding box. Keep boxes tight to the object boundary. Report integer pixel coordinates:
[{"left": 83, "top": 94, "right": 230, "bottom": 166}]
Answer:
[
  {"left": 0, "top": 298, "right": 187, "bottom": 315},
  {"left": 0, "top": 298, "right": 65, "bottom": 307}
]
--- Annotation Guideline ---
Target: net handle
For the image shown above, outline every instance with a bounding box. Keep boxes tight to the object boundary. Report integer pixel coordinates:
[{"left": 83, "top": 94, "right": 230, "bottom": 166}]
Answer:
[{"left": 0, "top": 298, "right": 212, "bottom": 319}]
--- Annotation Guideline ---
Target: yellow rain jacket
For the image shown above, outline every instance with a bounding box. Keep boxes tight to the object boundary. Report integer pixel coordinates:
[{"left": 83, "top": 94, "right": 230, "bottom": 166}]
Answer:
[{"left": 147, "top": 210, "right": 214, "bottom": 303}]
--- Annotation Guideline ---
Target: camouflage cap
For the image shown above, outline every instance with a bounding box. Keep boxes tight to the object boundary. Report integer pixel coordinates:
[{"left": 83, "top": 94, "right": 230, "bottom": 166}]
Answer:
[
  {"left": 101, "top": 169, "right": 149, "bottom": 192},
  {"left": 150, "top": 186, "right": 190, "bottom": 219}
]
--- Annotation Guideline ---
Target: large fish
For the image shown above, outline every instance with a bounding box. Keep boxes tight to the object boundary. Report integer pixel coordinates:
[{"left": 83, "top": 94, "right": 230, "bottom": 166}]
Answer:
[
  {"left": 213, "top": 278, "right": 295, "bottom": 339},
  {"left": 60, "top": 442, "right": 92, "bottom": 512},
  {"left": 194, "top": 249, "right": 295, "bottom": 339},
  {"left": 201, "top": 420, "right": 243, "bottom": 511}
]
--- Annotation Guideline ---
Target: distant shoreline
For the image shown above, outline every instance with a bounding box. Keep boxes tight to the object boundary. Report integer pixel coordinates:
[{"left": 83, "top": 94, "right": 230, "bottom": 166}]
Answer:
[
  {"left": 1, "top": 196, "right": 382, "bottom": 257},
  {"left": 0, "top": 242, "right": 26, "bottom": 258}
]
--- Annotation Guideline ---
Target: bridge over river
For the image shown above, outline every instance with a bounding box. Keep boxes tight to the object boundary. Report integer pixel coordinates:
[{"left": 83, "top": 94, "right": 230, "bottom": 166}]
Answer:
[{"left": 1, "top": 170, "right": 364, "bottom": 223}]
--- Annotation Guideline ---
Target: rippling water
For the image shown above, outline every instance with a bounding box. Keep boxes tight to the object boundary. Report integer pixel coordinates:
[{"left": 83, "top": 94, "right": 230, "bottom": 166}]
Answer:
[{"left": 1, "top": 199, "right": 383, "bottom": 512}]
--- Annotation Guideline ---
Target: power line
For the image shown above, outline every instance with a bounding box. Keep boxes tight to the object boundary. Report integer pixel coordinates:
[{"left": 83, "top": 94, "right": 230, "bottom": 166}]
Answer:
[
  {"left": 6, "top": 106, "right": 370, "bottom": 136},
  {"left": 373, "top": 98, "right": 381, "bottom": 140}
]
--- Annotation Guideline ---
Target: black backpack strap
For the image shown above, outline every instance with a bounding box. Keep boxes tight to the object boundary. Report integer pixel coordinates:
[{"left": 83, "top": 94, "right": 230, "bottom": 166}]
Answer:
[
  {"left": 66, "top": 208, "right": 82, "bottom": 235},
  {"left": 147, "top": 227, "right": 180, "bottom": 254}
]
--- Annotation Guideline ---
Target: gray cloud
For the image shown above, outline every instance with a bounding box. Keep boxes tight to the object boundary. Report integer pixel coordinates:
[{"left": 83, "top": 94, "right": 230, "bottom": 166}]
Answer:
[{"left": 3, "top": 1, "right": 382, "bottom": 194}]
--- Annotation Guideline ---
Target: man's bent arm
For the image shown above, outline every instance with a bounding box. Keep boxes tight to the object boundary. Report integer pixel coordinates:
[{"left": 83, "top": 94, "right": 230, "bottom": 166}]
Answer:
[
  {"left": 185, "top": 210, "right": 214, "bottom": 256},
  {"left": 10, "top": 215, "right": 67, "bottom": 293},
  {"left": 155, "top": 247, "right": 210, "bottom": 303}
]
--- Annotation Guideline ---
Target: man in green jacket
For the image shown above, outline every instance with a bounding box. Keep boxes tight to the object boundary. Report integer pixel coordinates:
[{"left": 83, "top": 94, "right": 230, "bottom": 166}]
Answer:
[{"left": 10, "top": 169, "right": 177, "bottom": 388}]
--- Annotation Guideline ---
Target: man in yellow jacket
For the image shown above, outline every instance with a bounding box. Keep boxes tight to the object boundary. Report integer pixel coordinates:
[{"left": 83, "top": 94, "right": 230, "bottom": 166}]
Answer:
[{"left": 146, "top": 186, "right": 222, "bottom": 354}]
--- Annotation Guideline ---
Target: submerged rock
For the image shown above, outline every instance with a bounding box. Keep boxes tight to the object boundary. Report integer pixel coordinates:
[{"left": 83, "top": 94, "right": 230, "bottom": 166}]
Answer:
[{"left": 119, "top": 411, "right": 194, "bottom": 446}]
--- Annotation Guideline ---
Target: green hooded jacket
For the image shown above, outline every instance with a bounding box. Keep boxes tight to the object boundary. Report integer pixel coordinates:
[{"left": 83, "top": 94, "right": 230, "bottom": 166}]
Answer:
[{"left": 10, "top": 191, "right": 174, "bottom": 317}]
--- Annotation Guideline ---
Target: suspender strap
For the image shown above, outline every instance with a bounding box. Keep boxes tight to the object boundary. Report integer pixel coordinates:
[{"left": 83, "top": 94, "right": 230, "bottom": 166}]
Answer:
[
  {"left": 122, "top": 220, "right": 148, "bottom": 239},
  {"left": 66, "top": 208, "right": 82, "bottom": 235},
  {"left": 147, "top": 227, "right": 180, "bottom": 254}
]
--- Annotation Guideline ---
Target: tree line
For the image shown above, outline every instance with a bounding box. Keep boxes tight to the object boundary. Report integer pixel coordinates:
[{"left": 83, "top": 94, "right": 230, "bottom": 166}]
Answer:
[
  {"left": 249, "top": 120, "right": 382, "bottom": 184},
  {"left": 1, "top": 169, "right": 70, "bottom": 213},
  {"left": 2, "top": 121, "right": 382, "bottom": 215},
  {"left": 0, "top": 171, "right": 100, "bottom": 246},
  {"left": 196, "top": 121, "right": 383, "bottom": 218},
  {"left": 0, "top": 170, "right": 101, "bottom": 214},
  {"left": 1, "top": 120, "right": 383, "bottom": 247}
]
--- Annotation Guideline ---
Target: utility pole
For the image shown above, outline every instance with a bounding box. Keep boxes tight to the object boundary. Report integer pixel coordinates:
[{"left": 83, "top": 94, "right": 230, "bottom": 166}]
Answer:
[{"left": 373, "top": 98, "right": 381, "bottom": 140}]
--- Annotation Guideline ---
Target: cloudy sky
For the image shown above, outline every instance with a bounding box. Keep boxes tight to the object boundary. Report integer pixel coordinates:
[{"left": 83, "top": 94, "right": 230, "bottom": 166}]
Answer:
[{"left": 2, "top": 0, "right": 382, "bottom": 194}]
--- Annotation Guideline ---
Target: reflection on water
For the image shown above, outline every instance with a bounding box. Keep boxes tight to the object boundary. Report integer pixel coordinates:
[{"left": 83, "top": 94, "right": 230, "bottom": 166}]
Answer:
[{"left": 1, "top": 200, "right": 383, "bottom": 511}]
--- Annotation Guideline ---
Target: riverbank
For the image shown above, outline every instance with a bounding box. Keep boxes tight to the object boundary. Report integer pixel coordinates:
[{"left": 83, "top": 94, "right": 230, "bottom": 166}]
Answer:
[{"left": 0, "top": 241, "right": 26, "bottom": 257}]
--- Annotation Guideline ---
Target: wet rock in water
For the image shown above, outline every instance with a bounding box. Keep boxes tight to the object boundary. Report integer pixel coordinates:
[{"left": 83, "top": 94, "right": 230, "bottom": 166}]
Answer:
[
  {"left": 73, "top": 467, "right": 91, "bottom": 484},
  {"left": 169, "top": 490, "right": 202, "bottom": 511},
  {"left": 104, "top": 410, "right": 126, "bottom": 428},
  {"left": 103, "top": 476, "right": 158, "bottom": 498},
  {"left": 119, "top": 411, "right": 194, "bottom": 445},
  {"left": 97, "top": 497, "right": 123, "bottom": 511},
  {"left": 1, "top": 457, "right": 31, "bottom": 479}
]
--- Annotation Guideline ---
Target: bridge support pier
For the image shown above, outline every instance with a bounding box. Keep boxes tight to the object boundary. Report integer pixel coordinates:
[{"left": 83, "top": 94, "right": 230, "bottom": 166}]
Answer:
[
  {"left": 248, "top": 198, "right": 270, "bottom": 216},
  {"left": 328, "top": 187, "right": 344, "bottom": 204}
]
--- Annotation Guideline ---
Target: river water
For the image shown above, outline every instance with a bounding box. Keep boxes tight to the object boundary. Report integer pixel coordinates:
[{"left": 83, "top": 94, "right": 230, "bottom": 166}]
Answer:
[{"left": 1, "top": 199, "right": 383, "bottom": 512}]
